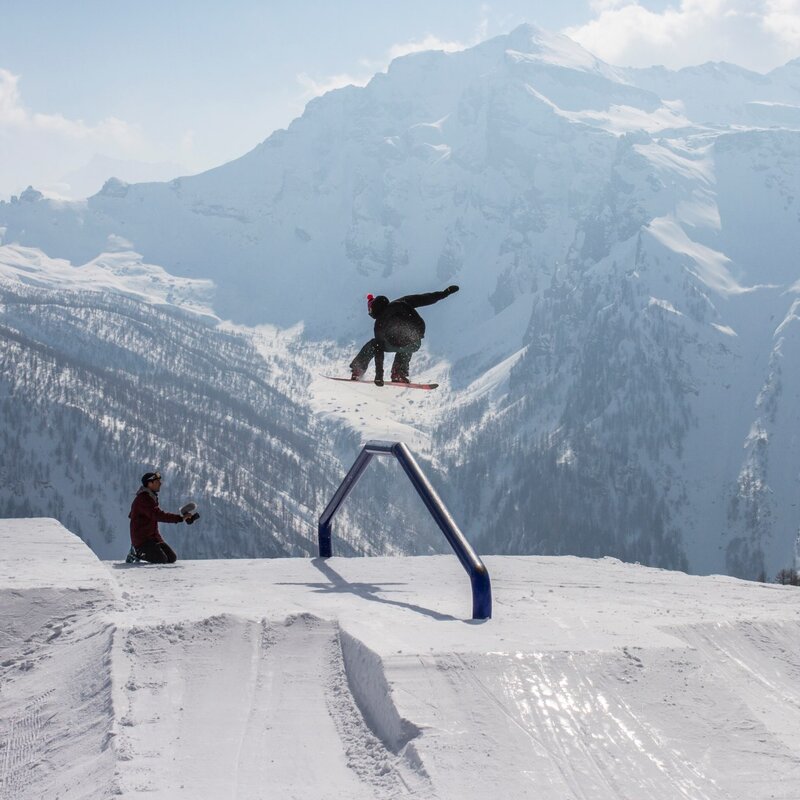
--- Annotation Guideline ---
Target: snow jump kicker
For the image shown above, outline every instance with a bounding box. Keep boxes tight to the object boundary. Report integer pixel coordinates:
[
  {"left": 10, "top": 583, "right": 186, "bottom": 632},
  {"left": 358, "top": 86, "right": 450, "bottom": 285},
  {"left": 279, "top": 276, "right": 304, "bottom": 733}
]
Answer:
[{"left": 318, "top": 440, "right": 492, "bottom": 620}]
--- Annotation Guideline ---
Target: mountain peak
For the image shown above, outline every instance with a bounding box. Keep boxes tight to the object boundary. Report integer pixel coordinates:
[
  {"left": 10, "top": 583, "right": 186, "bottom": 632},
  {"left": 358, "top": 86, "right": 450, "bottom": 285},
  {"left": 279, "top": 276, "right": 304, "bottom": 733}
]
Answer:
[
  {"left": 769, "top": 55, "right": 800, "bottom": 77},
  {"left": 499, "top": 23, "right": 617, "bottom": 77},
  {"left": 98, "top": 176, "right": 130, "bottom": 198},
  {"left": 19, "top": 185, "right": 44, "bottom": 203},
  {"left": 506, "top": 22, "right": 550, "bottom": 44}
]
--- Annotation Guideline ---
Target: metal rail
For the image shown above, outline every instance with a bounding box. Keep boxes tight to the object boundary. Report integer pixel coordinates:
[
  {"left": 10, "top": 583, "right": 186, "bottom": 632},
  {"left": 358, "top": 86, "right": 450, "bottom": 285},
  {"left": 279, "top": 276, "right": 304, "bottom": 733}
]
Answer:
[{"left": 318, "top": 440, "right": 492, "bottom": 619}]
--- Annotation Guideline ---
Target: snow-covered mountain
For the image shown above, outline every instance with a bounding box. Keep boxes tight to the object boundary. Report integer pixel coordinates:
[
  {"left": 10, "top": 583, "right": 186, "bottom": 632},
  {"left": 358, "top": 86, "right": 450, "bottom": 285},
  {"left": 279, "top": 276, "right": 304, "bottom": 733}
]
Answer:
[
  {"left": 625, "top": 58, "right": 800, "bottom": 127},
  {"left": 1, "top": 24, "right": 799, "bottom": 578},
  {"left": 57, "top": 154, "right": 187, "bottom": 201},
  {"left": 3, "top": 519, "right": 800, "bottom": 799},
  {"left": 0, "top": 245, "right": 446, "bottom": 560}
]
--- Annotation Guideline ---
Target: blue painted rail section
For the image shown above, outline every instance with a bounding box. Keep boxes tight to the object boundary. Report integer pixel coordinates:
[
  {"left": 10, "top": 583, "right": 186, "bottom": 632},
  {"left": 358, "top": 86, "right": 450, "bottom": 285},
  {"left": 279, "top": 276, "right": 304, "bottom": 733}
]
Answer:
[{"left": 318, "top": 440, "right": 492, "bottom": 620}]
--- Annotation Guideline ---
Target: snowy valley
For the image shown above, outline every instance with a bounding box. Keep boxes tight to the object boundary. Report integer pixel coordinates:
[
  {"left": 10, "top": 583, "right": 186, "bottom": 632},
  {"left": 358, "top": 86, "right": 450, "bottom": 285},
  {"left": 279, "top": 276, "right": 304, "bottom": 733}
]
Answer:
[{"left": 0, "top": 246, "right": 446, "bottom": 561}]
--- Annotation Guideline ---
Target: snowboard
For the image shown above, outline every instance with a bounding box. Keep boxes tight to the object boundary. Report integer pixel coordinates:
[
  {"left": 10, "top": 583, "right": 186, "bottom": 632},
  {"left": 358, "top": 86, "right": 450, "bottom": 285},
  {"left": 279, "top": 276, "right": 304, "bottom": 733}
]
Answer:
[{"left": 323, "top": 375, "right": 438, "bottom": 390}]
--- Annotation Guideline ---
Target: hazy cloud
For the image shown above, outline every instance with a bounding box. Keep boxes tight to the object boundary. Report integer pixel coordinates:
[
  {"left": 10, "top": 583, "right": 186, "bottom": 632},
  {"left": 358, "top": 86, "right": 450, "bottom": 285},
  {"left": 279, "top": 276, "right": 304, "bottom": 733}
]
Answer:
[
  {"left": 589, "top": 0, "right": 634, "bottom": 10},
  {"left": 0, "top": 69, "right": 27, "bottom": 125},
  {"left": 296, "top": 41, "right": 465, "bottom": 101},
  {"left": 296, "top": 71, "right": 371, "bottom": 101},
  {"left": 0, "top": 69, "right": 141, "bottom": 145},
  {"left": 296, "top": 16, "right": 491, "bottom": 101},
  {"left": 0, "top": 68, "right": 149, "bottom": 199},
  {"left": 762, "top": 0, "right": 800, "bottom": 47},
  {"left": 566, "top": 0, "right": 800, "bottom": 72},
  {"left": 387, "top": 34, "right": 468, "bottom": 60}
]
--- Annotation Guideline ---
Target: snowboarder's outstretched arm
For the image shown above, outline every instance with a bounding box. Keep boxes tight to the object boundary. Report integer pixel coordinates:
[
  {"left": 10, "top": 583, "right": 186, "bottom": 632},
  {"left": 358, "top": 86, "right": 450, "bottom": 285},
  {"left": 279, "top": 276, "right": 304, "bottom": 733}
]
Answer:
[{"left": 398, "top": 285, "right": 459, "bottom": 308}]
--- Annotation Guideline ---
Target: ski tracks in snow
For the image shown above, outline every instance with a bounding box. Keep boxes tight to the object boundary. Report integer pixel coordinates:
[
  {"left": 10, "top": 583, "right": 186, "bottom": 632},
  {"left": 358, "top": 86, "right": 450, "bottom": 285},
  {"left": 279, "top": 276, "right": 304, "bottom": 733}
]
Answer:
[
  {"left": 0, "top": 688, "right": 53, "bottom": 800},
  {"left": 0, "top": 589, "right": 117, "bottom": 800},
  {"left": 113, "top": 613, "right": 431, "bottom": 799},
  {"left": 393, "top": 623, "right": 800, "bottom": 800}
]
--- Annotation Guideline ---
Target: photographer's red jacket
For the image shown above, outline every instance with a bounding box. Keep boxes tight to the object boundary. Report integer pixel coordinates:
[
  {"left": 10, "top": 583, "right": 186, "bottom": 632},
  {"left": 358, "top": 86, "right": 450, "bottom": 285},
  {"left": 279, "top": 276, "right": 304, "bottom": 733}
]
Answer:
[{"left": 129, "top": 488, "right": 183, "bottom": 548}]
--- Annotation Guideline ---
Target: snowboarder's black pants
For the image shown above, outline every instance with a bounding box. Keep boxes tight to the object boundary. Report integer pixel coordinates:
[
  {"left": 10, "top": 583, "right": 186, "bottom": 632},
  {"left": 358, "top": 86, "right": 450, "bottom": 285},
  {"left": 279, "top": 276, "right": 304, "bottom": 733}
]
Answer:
[
  {"left": 136, "top": 540, "right": 177, "bottom": 564},
  {"left": 350, "top": 338, "right": 421, "bottom": 379}
]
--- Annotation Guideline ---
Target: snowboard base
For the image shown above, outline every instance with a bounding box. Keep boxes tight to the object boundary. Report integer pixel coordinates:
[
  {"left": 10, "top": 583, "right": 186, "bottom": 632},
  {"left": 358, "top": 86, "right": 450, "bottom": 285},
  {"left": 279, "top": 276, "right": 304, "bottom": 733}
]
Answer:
[{"left": 323, "top": 375, "right": 438, "bottom": 390}]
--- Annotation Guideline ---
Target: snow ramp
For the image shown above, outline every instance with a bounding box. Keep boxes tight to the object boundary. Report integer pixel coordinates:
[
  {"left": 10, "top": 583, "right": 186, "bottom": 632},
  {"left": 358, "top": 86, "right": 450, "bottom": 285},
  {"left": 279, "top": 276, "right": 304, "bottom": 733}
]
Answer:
[
  {"left": 3, "top": 521, "right": 800, "bottom": 799},
  {"left": 112, "top": 613, "right": 430, "bottom": 799},
  {"left": 0, "top": 519, "right": 118, "bottom": 799}
]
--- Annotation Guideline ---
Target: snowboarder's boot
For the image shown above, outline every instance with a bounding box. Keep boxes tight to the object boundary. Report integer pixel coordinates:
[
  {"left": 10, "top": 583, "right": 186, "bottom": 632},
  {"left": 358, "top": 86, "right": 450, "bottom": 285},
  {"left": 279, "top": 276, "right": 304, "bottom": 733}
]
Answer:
[
  {"left": 350, "top": 368, "right": 364, "bottom": 381},
  {"left": 125, "top": 546, "right": 141, "bottom": 564},
  {"left": 391, "top": 371, "right": 410, "bottom": 384}
]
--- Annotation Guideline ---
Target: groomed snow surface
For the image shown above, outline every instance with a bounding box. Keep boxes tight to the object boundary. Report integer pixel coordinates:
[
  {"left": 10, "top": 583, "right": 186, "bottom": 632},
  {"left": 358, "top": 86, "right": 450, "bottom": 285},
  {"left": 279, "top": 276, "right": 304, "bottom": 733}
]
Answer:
[{"left": 2, "top": 520, "right": 800, "bottom": 799}]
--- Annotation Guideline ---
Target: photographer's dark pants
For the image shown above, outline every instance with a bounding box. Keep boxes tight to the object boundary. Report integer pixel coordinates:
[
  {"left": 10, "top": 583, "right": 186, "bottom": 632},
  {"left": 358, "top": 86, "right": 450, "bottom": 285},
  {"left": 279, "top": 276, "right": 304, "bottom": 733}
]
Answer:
[{"left": 137, "top": 541, "right": 177, "bottom": 564}]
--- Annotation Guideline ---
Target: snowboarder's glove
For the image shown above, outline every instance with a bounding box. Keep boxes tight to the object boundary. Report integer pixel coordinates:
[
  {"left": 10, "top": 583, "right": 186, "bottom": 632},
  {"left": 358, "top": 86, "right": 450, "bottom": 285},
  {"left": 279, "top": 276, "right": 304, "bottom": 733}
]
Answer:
[
  {"left": 445, "top": 285, "right": 460, "bottom": 295},
  {"left": 375, "top": 378, "right": 384, "bottom": 387}
]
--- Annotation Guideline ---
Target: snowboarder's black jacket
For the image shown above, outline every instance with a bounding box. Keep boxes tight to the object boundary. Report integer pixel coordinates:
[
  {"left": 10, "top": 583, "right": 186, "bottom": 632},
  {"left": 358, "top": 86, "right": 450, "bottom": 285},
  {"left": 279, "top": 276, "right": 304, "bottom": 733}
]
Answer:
[{"left": 372, "top": 290, "right": 450, "bottom": 349}]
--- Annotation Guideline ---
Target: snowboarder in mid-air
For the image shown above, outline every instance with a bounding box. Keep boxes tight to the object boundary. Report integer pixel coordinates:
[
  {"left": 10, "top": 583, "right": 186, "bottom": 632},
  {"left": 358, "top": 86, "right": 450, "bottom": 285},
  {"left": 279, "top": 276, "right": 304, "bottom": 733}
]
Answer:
[{"left": 350, "top": 285, "right": 459, "bottom": 386}]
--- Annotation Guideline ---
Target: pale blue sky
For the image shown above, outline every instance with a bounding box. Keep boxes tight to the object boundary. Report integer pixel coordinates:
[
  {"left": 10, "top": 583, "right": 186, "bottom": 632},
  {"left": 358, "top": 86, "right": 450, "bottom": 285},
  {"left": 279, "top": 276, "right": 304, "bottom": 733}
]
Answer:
[{"left": 1, "top": 0, "right": 797, "bottom": 199}]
